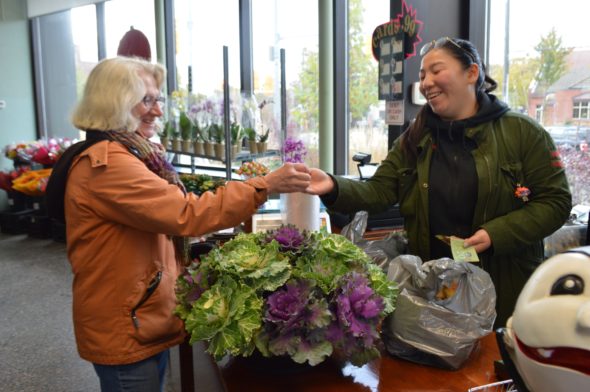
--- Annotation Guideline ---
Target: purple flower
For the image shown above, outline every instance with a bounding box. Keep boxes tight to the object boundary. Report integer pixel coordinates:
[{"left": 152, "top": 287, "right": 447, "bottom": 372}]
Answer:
[
  {"left": 330, "top": 272, "right": 384, "bottom": 347},
  {"left": 283, "top": 137, "right": 307, "bottom": 164},
  {"left": 265, "top": 225, "right": 305, "bottom": 252},
  {"left": 266, "top": 280, "right": 310, "bottom": 328}
]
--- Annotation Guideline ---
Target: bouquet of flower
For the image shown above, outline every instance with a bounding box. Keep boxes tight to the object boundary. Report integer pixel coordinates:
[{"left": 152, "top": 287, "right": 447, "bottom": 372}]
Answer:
[
  {"left": 235, "top": 161, "right": 269, "bottom": 179},
  {"left": 31, "top": 138, "right": 73, "bottom": 166},
  {"left": 11, "top": 168, "right": 52, "bottom": 196},
  {"left": 0, "top": 167, "right": 30, "bottom": 192},
  {"left": 282, "top": 136, "right": 307, "bottom": 164},
  {"left": 175, "top": 225, "right": 398, "bottom": 366},
  {"left": 4, "top": 142, "right": 39, "bottom": 165},
  {"left": 4, "top": 138, "right": 74, "bottom": 167}
]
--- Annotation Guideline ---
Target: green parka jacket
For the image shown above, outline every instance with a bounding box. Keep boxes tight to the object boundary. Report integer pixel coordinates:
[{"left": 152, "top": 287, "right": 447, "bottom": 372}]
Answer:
[{"left": 328, "top": 110, "right": 572, "bottom": 326}]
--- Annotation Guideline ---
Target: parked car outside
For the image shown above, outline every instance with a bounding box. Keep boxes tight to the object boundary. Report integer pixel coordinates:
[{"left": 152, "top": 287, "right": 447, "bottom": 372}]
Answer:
[{"left": 546, "top": 126, "right": 590, "bottom": 151}]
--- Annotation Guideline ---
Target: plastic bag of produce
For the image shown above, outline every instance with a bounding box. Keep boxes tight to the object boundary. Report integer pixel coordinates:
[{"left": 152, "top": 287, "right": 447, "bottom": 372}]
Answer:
[
  {"left": 381, "top": 254, "right": 496, "bottom": 369},
  {"left": 339, "top": 211, "right": 408, "bottom": 270}
]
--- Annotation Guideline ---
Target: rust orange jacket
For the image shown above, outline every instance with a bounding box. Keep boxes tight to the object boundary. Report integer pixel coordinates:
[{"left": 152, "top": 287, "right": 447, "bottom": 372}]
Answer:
[{"left": 65, "top": 141, "right": 268, "bottom": 365}]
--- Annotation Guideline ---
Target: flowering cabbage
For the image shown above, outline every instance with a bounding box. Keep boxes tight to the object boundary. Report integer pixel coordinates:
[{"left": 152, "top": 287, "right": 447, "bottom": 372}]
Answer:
[{"left": 175, "top": 226, "right": 398, "bottom": 366}]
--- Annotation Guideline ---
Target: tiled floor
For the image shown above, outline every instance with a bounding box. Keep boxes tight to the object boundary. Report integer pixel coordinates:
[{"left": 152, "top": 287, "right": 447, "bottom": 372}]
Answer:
[
  {"left": 0, "top": 233, "right": 224, "bottom": 392},
  {"left": 0, "top": 233, "right": 99, "bottom": 391}
]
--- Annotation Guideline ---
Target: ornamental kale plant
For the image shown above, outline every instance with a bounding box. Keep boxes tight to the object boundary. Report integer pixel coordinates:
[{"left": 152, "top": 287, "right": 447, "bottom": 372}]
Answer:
[{"left": 175, "top": 226, "right": 398, "bottom": 366}]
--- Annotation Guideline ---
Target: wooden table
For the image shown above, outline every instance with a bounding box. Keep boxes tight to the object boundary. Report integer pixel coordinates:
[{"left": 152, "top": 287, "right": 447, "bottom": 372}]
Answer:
[
  {"left": 178, "top": 227, "right": 502, "bottom": 391},
  {"left": 215, "top": 333, "right": 501, "bottom": 392}
]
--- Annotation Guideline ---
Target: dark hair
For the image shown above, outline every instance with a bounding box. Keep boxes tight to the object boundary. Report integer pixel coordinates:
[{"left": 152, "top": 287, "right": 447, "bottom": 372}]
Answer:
[{"left": 400, "top": 37, "right": 498, "bottom": 160}]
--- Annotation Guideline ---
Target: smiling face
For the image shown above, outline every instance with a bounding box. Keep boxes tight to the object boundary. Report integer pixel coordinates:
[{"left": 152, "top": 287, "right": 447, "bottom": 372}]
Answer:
[
  {"left": 131, "top": 71, "right": 163, "bottom": 138},
  {"left": 419, "top": 48, "right": 479, "bottom": 121}
]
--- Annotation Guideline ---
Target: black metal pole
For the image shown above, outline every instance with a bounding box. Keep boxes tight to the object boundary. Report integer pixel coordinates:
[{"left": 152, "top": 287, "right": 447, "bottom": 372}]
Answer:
[
  {"left": 223, "top": 46, "right": 232, "bottom": 181},
  {"left": 280, "top": 48, "right": 287, "bottom": 145}
]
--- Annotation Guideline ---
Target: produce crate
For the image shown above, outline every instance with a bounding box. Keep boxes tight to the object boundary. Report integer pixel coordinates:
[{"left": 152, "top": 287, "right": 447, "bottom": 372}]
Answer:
[
  {"left": 0, "top": 209, "right": 35, "bottom": 234},
  {"left": 27, "top": 212, "right": 52, "bottom": 239},
  {"left": 6, "top": 191, "right": 29, "bottom": 212},
  {"left": 28, "top": 196, "right": 47, "bottom": 214}
]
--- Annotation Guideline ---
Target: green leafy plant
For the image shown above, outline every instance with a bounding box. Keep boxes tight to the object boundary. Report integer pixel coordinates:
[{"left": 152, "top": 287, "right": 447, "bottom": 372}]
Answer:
[
  {"left": 192, "top": 123, "right": 203, "bottom": 142},
  {"left": 209, "top": 124, "right": 224, "bottom": 143},
  {"left": 175, "top": 226, "right": 398, "bottom": 366},
  {"left": 258, "top": 128, "right": 270, "bottom": 143},
  {"left": 230, "top": 123, "right": 243, "bottom": 145},
  {"left": 180, "top": 112, "right": 193, "bottom": 141},
  {"left": 244, "top": 127, "right": 257, "bottom": 141},
  {"left": 159, "top": 120, "right": 174, "bottom": 139}
]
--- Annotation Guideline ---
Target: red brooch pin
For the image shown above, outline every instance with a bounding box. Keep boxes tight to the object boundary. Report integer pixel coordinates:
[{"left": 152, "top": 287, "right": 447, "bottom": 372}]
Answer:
[{"left": 514, "top": 184, "right": 531, "bottom": 202}]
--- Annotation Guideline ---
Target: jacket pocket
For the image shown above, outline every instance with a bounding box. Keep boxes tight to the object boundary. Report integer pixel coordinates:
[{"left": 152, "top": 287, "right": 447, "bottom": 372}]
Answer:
[
  {"left": 126, "top": 269, "right": 183, "bottom": 344},
  {"left": 397, "top": 168, "right": 417, "bottom": 217},
  {"left": 130, "top": 270, "right": 162, "bottom": 329}
]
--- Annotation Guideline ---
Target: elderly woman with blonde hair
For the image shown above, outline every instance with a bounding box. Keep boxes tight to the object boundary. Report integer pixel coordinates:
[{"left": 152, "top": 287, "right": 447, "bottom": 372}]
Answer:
[{"left": 47, "top": 56, "right": 311, "bottom": 392}]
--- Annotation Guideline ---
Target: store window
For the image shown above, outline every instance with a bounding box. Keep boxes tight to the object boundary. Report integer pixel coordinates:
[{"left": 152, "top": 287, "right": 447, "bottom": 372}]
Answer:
[
  {"left": 252, "top": 0, "right": 319, "bottom": 167},
  {"left": 104, "top": 0, "right": 157, "bottom": 60},
  {"left": 174, "top": 0, "right": 239, "bottom": 97},
  {"left": 489, "top": 0, "right": 590, "bottom": 209},
  {"left": 172, "top": 0, "right": 240, "bottom": 171},
  {"left": 71, "top": 5, "right": 98, "bottom": 99},
  {"left": 347, "top": 0, "right": 389, "bottom": 175}
]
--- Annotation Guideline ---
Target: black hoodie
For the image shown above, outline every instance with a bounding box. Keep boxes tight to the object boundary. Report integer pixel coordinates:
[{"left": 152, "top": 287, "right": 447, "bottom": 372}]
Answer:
[{"left": 426, "top": 92, "right": 509, "bottom": 259}]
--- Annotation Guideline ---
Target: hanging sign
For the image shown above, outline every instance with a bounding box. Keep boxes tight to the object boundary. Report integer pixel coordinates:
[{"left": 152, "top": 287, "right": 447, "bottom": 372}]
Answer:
[
  {"left": 372, "top": 0, "right": 423, "bottom": 101},
  {"left": 386, "top": 100, "right": 405, "bottom": 125}
]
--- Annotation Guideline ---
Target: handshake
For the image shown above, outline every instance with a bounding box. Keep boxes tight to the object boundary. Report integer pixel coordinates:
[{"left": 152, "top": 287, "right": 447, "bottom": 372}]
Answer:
[{"left": 262, "top": 162, "right": 335, "bottom": 196}]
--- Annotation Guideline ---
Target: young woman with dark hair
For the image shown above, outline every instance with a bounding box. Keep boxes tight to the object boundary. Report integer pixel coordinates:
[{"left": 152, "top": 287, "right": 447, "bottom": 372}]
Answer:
[{"left": 307, "top": 37, "right": 572, "bottom": 327}]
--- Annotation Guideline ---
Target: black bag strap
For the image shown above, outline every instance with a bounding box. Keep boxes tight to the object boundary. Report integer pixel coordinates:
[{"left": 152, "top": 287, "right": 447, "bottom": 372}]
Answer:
[{"left": 45, "top": 131, "right": 110, "bottom": 223}]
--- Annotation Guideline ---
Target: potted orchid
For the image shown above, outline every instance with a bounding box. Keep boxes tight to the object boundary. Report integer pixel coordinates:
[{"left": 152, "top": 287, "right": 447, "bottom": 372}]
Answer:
[
  {"left": 230, "top": 122, "right": 243, "bottom": 158},
  {"left": 281, "top": 137, "right": 319, "bottom": 231},
  {"left": 179, "top": 112, "right": 194, "bottom": 153},
  {"left": 175, "top": 225, "right": 398, "bottom": 367},
  {"left": 244, "top": 127, "right": 257, "bottom": 154},
  {"left": 257, "top": 128, "right": 270, "bottom": 154}
]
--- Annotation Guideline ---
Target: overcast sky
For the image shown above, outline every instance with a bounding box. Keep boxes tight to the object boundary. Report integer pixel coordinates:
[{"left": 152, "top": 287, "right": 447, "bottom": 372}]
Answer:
[{"left": 489, "top": 0, "right": 590, "bottom": 64}]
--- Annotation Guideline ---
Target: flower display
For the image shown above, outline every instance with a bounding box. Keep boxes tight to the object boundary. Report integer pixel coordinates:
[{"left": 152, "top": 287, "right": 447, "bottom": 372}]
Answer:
[
  {"left": 235, "top": 161, "right": 269, "bottom": 179},
  {"left": 282, "top": 137, "right": 307, "bottom": 164},
  {"left": 11, "top": 168, "right": 53, "bottom": 196},
  {"left": 0, "top": 167, "right": 30, "bottom": 192},
  {"left": 179, "top": 173, "right": 225, "bottom": 196},
  {"left": 4, "top": 142, "right": 39, "bottom": 165},
  {"left": 175, "top": 226, "right": 398, "bottom": 366},
  {"left": 4, "top": 138, "right": 73, "bottom": 167}
]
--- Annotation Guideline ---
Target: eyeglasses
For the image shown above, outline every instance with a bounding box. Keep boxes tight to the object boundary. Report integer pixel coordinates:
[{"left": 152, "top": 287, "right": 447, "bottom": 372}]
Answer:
[
  {"left": 420, "top": 36, "right": 477, "bottom": 64},
  {"left": 142, "top": 95, "right": 166, "bottom": 109}
]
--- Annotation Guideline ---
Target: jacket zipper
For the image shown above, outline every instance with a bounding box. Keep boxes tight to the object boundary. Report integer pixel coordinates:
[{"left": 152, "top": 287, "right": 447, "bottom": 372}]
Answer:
[
  {"left": 131, "top": 271, "right": 162, "bottom": 329},
  {"left": 481, "top": 154, "right": 493, "bottom": 224}
]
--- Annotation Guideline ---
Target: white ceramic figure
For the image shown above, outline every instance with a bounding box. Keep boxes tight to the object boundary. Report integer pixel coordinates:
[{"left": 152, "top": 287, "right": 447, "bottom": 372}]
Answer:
[{"left": 503, "top": 249, "right": 590, "bottom": 392}]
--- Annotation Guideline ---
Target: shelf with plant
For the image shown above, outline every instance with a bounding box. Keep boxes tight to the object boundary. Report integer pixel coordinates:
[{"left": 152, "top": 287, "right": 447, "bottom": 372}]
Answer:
[
  {"left": 244, "top": 127, "right": 257, "bottom": 154},
  {"left": 257, "top": 128, "right": 270, "bottom": 153},
  {"left": 180, "top": 112, "right": 194, "bottom": 153},
  {"left": 230, "top": 122, "right": 243, "bottom": 158},
  {"left": 192, "top": 124, "right": 205, "bottom": 155}
]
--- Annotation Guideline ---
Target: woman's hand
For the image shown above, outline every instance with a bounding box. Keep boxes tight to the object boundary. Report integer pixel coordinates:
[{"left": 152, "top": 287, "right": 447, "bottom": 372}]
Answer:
[
  {"left": 305, "top": 168, "right": 335, "bottom": 196},
  {"left": 463, "top": 229, "right": 492, "bottom": 253},
  {"left": 264, "top": 163, "right": 311, "bottom": 194}
]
